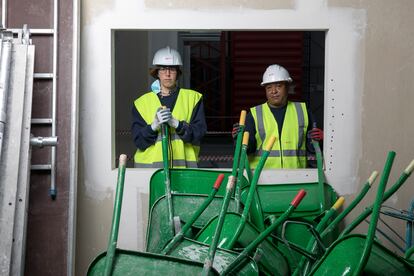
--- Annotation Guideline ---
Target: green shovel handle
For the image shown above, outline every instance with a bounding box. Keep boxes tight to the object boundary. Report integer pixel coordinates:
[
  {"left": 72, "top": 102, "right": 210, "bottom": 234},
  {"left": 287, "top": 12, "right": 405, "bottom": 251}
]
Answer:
[{"left": 104, "top": 154, "right": 127, "bottom": 276}]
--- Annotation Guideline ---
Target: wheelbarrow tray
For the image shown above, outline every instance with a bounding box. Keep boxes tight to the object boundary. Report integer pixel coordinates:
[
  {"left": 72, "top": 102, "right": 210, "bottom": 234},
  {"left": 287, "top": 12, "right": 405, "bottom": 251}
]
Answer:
[
  {"left": 87, "top": 248, "right": 219, "bottom": 275},
  {"left": 196, "top": 212, "right": 290, "bottom": 276},
  {"left": 168, "top": 237, "right": 259, "bottom": 275},
  {"left": 146, "top": 193, "right": 238, "bottom": 253},
  {"left": 244, "top": 182, "right": 337, "bottom": 222},
  {"left": 149, "top": 168, "right": 249, "bottom": 210},
  {"left": 310, "top": 234, "right": 414, "bottom": 275},
  {"left": 241, "top": 182, "right": 338, "bottom": 271}
]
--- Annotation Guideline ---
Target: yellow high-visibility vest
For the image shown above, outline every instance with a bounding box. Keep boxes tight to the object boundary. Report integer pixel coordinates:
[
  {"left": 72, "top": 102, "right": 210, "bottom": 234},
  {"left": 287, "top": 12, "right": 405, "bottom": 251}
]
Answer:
[
  {"left": 133, "top": 89, "right": 202, "bottom": 168},
  {"left": 249, "top": 101, "right": 308, "bottom": 169}
]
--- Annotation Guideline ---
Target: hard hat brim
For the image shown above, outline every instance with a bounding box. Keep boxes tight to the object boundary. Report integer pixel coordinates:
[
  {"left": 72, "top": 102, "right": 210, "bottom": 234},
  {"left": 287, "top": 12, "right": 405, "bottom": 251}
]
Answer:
[{"left": 260, "top": 78, "right": 293, "bottom": 86}]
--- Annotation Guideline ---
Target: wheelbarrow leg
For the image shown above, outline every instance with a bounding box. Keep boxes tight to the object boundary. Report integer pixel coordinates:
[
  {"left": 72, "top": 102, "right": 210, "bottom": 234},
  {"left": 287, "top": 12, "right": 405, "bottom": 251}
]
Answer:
[
  {"left": 161, "top": 174, "right": 225, "bottom": 254},
  {"left": 235, "top": 132, "right": 250, "bottom": 213},
  {"left": 161, "top": 122, "right": 176, "bottom": 236},
  {"left": 201, "top": 110, "right": 246, "bottom": 276},
  {"left": 340, "top": 158, "right": 414, "bottom": 238},
  {"left": 354, "top": 151, "right": 395, "bottom": 275},
  {"left": 221, "top": 190, "right": 307, "bottom": 275}
]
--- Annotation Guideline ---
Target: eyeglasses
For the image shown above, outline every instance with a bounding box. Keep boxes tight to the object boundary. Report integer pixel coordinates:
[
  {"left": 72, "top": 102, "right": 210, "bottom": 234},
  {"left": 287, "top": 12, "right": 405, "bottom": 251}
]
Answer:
[{"left": 158, "top": 66, "right": 178, "bottom": 74}]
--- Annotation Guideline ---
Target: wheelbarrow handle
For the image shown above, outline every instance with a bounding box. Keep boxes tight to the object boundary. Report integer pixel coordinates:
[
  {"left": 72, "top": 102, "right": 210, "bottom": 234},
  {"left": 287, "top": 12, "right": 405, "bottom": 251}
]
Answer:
[
  {"left": 104, "top": 154, "right": 127, "bottom": 276},
  {"left": 265, "top": 135, "right": 276, "bottom": 151},
  {"left": 321, "top": 171, "right": 378, "bottom": 240},
  {"left": 239, "top": 110, "right": 247, "bottom": 126},
  {"left": 231, "top": 110, "right": 247, "bottom": 176},
  {"left": 340, "top": 155, "right": 414, "bottom": 238},
  {"left": 405, "top": 159, "right": 414, "bottom": 175},
  {"left": 291, "top": 189, "right": 307, "bottom": 208},
  {"left": 213, "top": 173, "right": 225, "bottom": 190},
  {"left": 235, "top": 132, "right": 249, "bottom": 212},
  {"left": 202, "top": 111, "right": 248, "bottom": 276},
  {"left": 332, "top": 196, "right": 345, "bottom": 211},
  {"left": 222, "top": 189, "right": 307, "bottom": 275},
  {"left": 368, "top": 171, "right": 379, "bottom": 186},
  {"left": 242, "top": 131, "right": 249, "bottom": 145},
  {"left": 355, "top": 151, "right": 395, "bottom": 275},
  {"left": 293, "top": 196, "right": 346, "bottom": 276}
]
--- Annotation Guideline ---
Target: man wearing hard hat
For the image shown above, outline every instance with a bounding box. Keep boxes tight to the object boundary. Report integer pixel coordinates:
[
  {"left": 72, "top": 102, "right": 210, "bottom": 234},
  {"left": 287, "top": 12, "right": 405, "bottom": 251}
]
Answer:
[
  {"left": 233, "top": 64, "right": 323, "bottom": 169},
  {"left": 131, "top": 46, "right": 207, "bottom": 168}
]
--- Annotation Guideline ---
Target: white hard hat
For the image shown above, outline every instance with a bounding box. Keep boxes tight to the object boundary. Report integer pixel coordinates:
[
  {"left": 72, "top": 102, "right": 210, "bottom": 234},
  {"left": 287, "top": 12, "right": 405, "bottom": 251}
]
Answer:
[
  {"left": 152, "top": 46, "right": 183, "bottom": 66},
  {"left": 261, "top": 64, "right": 292, "bottom": 86}
]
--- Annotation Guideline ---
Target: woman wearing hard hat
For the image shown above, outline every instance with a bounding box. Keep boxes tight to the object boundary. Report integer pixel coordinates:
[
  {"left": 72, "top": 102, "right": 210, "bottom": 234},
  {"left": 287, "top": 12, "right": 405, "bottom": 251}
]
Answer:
[
  {"left": 233, "top": 64, "right": 323, "bottom": 169},
  {"left": 131, "top": 46, "right": 207, "bottom": 168}
]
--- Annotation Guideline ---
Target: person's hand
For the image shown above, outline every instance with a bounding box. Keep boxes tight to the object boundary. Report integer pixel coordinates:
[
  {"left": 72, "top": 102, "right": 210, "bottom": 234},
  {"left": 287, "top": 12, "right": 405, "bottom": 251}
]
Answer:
[
  {"left": 167, "top": 116, "right": 179, "bottom": 129},
  {"left": 151, "top": 108, "right": 171, "bottom": 131},
  {"left": 309, "top": 128, "right": 323, "bottom": 141},
  {"left": 231, "top": 123, "right": 240, "bottom": 139}
]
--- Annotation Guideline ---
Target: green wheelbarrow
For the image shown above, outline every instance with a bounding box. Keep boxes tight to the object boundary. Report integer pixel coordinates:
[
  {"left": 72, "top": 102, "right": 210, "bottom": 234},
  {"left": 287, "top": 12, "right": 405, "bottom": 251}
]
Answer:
[
  {"left": 147, "top": 110, "right": 250, "bottom": 254},
  {"left": 88, "top": 249, "right": 220, "bottom": 275},
  {"left": 166, "top": 189, "right": 307, "bottom": 276},
  {"left": 88, "top": 155, "right": 221, "bottom": 275},
  {"left": 146, "top": 169, "right": 249, "bottom": 253},
  {"left": 240, "top": 141, "right": 339, "bottom": 271},
  {"left": 146, "top": 192, "right": 239, "bottom": 253},
  {"left": 309, "top": 234, "right": 414, "bottom": 275},
  {"left": 167, "top": 238, "right": 259, "bottom": 275},
  {"left": 310, "top": 153, "right": 414, "bottom": 275},
  {"left": 192, "top": 136, "right": 292, "bottom": 275},
  {"left": 148, "top": 168, "right": 249, "bottom": 209}
]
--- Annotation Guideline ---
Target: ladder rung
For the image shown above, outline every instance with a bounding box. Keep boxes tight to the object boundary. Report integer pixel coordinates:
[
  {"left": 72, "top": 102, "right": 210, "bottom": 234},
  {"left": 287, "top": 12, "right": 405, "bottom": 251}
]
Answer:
[
  {"left": 34, "top": 73, "right": 54, "bottom": 79},
  {"left": 31, "top": 118, "right": 53, "bottom": 124},
  {"left": 31, "top": 164, "right": 52, "bottom": 170},
  {"left": 10, "top": 28, "right": 54, "bottom": 35}
]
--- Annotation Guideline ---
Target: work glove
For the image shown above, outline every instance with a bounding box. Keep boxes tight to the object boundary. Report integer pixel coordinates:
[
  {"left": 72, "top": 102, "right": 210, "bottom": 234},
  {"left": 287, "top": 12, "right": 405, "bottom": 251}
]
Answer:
[
  {"left": 308, "top": 128, "right": 323, "bottom": 141},
  {"left": 231, "top": 123, "right": 241, "bottom": 139},
  {"left": 167, "top": 116, "right": 179, "bottom": 129},
  {"left": 151, "top": 108, "right": 172, "bottom": 131}
]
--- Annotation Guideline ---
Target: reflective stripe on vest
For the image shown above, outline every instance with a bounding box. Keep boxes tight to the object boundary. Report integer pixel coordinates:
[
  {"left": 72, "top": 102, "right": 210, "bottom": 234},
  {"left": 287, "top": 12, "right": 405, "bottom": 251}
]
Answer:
[
  {"left": 133, "top": 89, "right": 202, "bottom": 168},
  {"left": 249, "top": 101, "right": 308, "bottom": 169}
]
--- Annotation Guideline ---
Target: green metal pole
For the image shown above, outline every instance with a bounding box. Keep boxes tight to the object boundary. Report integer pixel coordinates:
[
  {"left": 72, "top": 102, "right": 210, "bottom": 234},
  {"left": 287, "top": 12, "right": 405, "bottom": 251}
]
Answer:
[
  {"left": 104, "top": 154, "right": 127, "bottom": 276},
  {"left": 320, "top": 171, "right": 378, "bottom": 240},
  {"left": 221, "top": 189, "right": 307, "bottom": 275},
  {"left": 228, "top": 136, "right": 276, "bottom": 249},
  {"left": 353, "top": 151, "right": 396, "bottom": 276},
  {"left": 312, "top": 140, "right": 326, "bottom": 211},
  {"left": 161, "top": 123, "right": 175, "bottom": 235},
  {"left": 245, "top": 157, "right": 253, "bottom": 183},
  {"left": 201, "top": 111, "right": 246, "bottom": 276},
  {"left": 340, "top": 159, "right": 414, "bottom": 238},
  {"left": 235, "top": 132, "right": 249, "bottom": 213},
  {"left": 295, "top": 173, "right": 379, "bottom": 275},
  {"left": 161, "top": 174, "right": 225, "bottom": 254},
  {"left": 232, "top": 111, "right": 247, "bottom": 176}
]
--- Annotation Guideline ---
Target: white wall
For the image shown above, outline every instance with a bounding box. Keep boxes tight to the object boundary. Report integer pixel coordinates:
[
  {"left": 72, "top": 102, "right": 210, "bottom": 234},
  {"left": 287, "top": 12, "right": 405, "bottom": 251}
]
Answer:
[{"left": 77, "top": 0, "right": 414, "bottom": 274}]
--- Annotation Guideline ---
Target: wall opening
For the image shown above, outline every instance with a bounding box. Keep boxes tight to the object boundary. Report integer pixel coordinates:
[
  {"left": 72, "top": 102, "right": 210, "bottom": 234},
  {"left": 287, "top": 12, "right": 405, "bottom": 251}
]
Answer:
[{"left": 113, "top": 30, "right": 325, "bottom": 168}]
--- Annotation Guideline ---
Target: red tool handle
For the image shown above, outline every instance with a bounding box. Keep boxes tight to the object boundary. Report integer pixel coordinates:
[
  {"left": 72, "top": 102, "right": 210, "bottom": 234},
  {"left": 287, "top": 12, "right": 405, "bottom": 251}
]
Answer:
[
  {"left": 291, "top": 189, "right": 307, "bottom": 208},
  {"left": 213, "top": 174, "right": 225, "bottom": 190}
]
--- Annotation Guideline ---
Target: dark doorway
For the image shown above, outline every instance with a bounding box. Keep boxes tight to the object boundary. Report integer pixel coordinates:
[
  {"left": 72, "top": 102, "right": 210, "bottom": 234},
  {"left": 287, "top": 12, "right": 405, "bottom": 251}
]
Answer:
[{"left": 179, "top": 31, "right": 325, "bottom": 167}]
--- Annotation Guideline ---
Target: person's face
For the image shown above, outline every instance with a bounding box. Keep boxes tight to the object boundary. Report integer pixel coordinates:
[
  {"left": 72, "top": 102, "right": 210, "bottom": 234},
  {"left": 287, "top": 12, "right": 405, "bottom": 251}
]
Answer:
[
  {"left": 158, "top": 66, "right": 178, "bottom": 90},
  {"left": 265, "top": 82, "right": 288, "bottom": 108}
]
